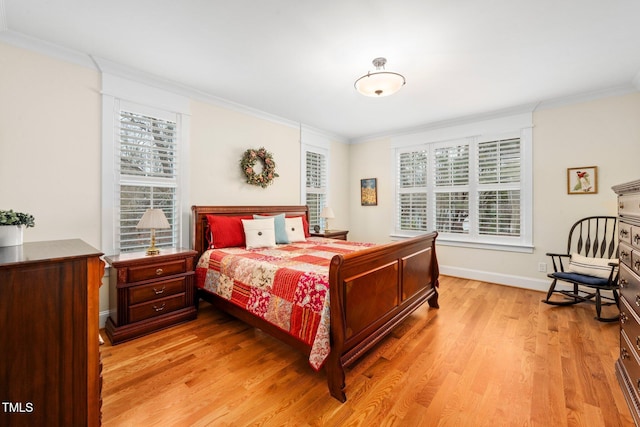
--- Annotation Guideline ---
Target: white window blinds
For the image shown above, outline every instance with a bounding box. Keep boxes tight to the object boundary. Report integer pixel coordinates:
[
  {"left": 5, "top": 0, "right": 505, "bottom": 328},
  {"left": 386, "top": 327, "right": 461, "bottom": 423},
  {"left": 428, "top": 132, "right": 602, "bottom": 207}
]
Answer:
[
  {"left": 397, "top": 150, "right": 428, "bottom": 231},
  {"left": 116, "top": 109, "right": 179, "bottom": 252},
  {"left": 305, "top": 150, "right": 327, "bottom": 228},
  {"left": 395, "top": 133, "right": 529, "bottom": 249}
]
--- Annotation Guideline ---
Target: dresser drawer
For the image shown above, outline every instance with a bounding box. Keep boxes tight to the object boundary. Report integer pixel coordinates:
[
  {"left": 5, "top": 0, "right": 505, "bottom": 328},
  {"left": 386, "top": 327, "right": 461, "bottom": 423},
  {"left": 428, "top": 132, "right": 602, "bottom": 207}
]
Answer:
[
  {"left": 621, "top": 297, "right": 640, "bottom": 353},
  {"left": 620, "top": 329, "right": 640, "bottom": 399},
  {"left": 621, "top": 263, "right": 640, "bottom": 317},
  {"left": 619, "top": 194, "right": 640, "bottom": 219},
  {"left": 127, "top": 259, "right": 188, "bottom": 283},
  {"left": 128, "top": 277, "right": 186, "bottom": 305},
  {"left": 620, "top": 222, "right": 633, "bottom": 245},
  {"left": 620, "top": 242, "right": 633, "bottom": 269},
  {"left": 129, "top": 293, "right": 186, "bottom": 323}
]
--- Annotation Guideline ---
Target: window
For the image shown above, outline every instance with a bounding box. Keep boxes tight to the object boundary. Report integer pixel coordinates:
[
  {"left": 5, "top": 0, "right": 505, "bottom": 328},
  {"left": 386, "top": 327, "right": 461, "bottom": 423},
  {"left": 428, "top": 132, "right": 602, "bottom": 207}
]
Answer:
[
  {"left": 300, "top": 129, "right": 330, "bottom": 231},
  {"left": 304, "top": 149, "right": 328, "bottom": 229},
  {"left": 116, "top": 109, "right": 179, "bottom": 252},
  {"left": 101, "top": 73, "right": 190, "bottom": 255},
  {"left": 393, "top": 114, "right": 532, "bottom": 252}
]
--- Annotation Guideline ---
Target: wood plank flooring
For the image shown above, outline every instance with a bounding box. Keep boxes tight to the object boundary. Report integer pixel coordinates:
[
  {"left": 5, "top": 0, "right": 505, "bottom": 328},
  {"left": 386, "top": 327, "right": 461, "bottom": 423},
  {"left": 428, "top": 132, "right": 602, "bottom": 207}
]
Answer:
[{"left": 100, "top": 275, "right": 634, "bottom": 426}]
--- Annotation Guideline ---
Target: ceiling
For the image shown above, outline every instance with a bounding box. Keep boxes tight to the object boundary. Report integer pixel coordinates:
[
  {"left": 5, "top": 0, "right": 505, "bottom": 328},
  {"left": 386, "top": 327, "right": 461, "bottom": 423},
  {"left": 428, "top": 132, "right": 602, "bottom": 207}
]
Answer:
[{"left": 2, "top": 0, "right": 640, "bottom": 141}]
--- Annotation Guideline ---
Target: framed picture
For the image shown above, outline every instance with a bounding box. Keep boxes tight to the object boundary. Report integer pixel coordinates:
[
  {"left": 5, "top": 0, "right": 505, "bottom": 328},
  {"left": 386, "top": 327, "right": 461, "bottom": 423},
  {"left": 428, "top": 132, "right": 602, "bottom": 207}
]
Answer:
[
  {"left": 360, "top": 178, "right": 377, "bottom": 206},
  {"left": 567, "top": 166, "right": 598, "bottom": 194}
]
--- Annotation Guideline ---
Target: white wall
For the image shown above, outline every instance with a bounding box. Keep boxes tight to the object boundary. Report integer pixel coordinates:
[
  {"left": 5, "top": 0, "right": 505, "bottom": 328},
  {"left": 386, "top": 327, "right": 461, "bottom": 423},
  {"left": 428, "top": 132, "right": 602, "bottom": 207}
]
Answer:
[{"left": 348, "top": 93, "right": 640, "bottom": 290}]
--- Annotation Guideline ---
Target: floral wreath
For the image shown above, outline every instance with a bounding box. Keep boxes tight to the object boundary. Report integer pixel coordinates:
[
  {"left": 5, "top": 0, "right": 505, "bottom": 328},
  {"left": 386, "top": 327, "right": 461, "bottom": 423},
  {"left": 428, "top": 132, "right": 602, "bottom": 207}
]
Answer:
[{"left": 240, "top": 147, "right": 279, "bottom": 188}]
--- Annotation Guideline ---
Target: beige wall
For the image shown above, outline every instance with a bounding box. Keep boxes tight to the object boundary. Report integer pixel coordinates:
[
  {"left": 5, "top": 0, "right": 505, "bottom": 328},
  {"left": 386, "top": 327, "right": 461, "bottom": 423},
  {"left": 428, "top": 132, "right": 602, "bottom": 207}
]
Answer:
[
  {"left": 3, "top": 39, "right": 640, "bottom": 316},
  {"left": 349, "top": 93, "right": 640, "bottom": 290}
]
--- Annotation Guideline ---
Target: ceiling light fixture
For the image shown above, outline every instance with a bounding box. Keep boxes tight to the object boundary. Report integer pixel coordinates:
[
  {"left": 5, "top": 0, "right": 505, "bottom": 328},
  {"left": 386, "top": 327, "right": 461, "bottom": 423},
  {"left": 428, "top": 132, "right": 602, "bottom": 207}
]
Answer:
[{"left": 354, "top": 57, "right": 406, "bottom": 97}]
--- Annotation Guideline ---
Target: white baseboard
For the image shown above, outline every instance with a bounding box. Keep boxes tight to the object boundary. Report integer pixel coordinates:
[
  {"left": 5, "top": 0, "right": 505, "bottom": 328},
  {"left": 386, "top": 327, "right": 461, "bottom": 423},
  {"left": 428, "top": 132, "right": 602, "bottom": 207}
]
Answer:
[
  {"left": 99, "top": 310, "right": 111, "bottom": 329},
  {"left": 440, "top": 265, "right": 617, "bottom": 298},
  {"left": 440, "top": 265, "right": 550, "bottom": 292}
]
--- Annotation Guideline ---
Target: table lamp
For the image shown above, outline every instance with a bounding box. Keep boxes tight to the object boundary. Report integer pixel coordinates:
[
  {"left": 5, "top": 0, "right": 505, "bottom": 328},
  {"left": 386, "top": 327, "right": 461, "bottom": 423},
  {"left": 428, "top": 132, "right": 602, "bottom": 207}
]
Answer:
[
  {"left": 320, "top": 206, "right": 335, "bottom": 232},
  {"left": 136, "top": 208, "right": 170, "bottom": 255}
]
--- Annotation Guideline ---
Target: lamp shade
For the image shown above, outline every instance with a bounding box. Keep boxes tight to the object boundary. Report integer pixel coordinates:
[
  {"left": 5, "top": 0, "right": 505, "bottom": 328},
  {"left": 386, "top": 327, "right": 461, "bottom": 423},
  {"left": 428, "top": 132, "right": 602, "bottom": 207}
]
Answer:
[
  {"left": 136, "top": 208, "right": 170, "bottom": 230},
  {"left": 354, "top": 57, "right": 406, "bottom": 97},
  {"left": 320, "top": 207, "right": 335, "bottom": 219}
]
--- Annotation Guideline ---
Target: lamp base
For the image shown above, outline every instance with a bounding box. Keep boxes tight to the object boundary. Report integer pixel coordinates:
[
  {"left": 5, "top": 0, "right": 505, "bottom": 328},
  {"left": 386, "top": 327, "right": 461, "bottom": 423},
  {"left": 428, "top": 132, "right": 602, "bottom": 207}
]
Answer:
[{"left": 146, "top": 247, "right": 160, "bottom": 256}]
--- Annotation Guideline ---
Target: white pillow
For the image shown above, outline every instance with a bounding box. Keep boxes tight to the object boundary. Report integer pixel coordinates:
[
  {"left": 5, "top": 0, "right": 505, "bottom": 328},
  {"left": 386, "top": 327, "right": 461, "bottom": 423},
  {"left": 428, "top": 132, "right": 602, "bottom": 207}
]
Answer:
[
  {"left": 568, "top": 253, "right": 618, "bottom": 279},
  {"left": 242, "top": 218, "right": 276, "bottom": 249},
  {"left": 285, "top": 217, "right": 306, "bottom": 242}
]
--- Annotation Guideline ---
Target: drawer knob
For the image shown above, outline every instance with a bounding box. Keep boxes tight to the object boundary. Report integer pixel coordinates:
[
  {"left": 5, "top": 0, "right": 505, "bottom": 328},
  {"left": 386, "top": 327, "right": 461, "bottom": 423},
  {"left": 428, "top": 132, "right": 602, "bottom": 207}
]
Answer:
[
  {"left": 621, "top": 312, "right": 628, "bottom": 324},
  {"left": 153, "top": 286, "right": 166, "bottom": 295},
  {"left": 622, "top": 347, "right": 630, "bottom": 360},
  {"left": 156, "top": 268, "right": 164, "bottom": 276},
  {"left": 635, "top": 261, "right": 640, "bottom": 272},
  {"left": 620, "top": 202, "right": 625, "bottom": 209},
  {"left": 636, "top": 336, "right": 640, "bottom": 351},
  {"left": 635, "top": 234, "right": 640, "bottom": 245},
  {"left": 621, "top": 278, "right": 629, "bottom": 288},
  {"left": 621, "top": 251, "right": 629, "bottom": 260},
  {"left": 635, "top": 295, "right": 640, "bottom": 307},
  {"left": 153, "top": 303, "right": 166, "bottom": 312},
  {"left": 621, "top": 229, "right": 629, "bottom": 238}
]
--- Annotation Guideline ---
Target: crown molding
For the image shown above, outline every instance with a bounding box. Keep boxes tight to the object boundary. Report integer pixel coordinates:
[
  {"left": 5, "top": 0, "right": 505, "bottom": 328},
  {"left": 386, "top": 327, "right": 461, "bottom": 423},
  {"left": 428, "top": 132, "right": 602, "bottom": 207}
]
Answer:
[
  {"left": 0, "top": 30, "right": 346, "bottom": 144},
  {"left": 350, "top": 84, "right": 639, "bottom": 144},
  {"left": 0, "top": 0, "right": 7, "bottom": 32}
]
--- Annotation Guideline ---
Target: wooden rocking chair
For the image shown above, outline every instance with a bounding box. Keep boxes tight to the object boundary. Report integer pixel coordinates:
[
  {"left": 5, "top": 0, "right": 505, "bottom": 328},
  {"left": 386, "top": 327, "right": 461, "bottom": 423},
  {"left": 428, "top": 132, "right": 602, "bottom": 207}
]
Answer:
[{"left": 542, "top": 216, "right": 620, "bottom": 322}]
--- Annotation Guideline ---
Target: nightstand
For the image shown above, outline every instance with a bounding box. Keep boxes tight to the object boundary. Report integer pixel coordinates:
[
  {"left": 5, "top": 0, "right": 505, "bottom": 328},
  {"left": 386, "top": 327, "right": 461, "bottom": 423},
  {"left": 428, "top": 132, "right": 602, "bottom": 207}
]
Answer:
[
  {"left": 104, "top": 248, "right": 198, "bottom": 344},
  {"left": 310, "top": 230, "right": 349, "bottom": 240}
]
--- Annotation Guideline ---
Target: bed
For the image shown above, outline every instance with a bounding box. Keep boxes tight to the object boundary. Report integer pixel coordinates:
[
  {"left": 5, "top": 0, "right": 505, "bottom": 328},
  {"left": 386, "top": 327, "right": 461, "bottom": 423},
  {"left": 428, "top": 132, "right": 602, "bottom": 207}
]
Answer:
[{"left": 191, "top": 205, "right": 440, "bottom": 402}]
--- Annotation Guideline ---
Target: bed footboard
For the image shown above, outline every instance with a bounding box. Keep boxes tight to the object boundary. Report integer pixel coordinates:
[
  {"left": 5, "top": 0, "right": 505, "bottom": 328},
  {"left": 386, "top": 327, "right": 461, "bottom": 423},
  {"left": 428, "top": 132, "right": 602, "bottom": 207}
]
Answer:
[{"left": 326, "top": 232, "right": 439, "bottom": 402}]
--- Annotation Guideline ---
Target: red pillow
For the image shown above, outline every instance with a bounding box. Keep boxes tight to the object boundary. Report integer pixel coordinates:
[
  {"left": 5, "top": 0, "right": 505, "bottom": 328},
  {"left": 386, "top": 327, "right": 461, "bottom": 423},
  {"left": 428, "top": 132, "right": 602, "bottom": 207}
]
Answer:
[
  {"left": 286, "top": 215, "right": 310, "bottom": 238},
  {"left": 206, "top": 215, "right": 252, "bottom": 248}
]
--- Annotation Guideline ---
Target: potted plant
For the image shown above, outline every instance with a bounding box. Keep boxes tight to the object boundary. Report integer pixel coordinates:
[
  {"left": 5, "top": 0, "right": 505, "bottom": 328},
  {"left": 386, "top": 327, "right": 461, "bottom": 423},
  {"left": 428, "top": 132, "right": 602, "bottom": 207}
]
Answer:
[{"left": 0, "top": 210, "right": 35, "bottom": 247}]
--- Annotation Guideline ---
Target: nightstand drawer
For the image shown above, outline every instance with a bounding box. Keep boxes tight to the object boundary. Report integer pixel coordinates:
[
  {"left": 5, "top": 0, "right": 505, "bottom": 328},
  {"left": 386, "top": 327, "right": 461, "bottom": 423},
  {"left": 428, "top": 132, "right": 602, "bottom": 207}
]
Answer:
[
  {"left": 128, "top": 277, "right": 186, "bottom": 305},
  {"left": 129, "top": 293, "right": 186, "bottom": 323},
  {"left": 127, "top": 258, "right": 187, "bottom": 283}
]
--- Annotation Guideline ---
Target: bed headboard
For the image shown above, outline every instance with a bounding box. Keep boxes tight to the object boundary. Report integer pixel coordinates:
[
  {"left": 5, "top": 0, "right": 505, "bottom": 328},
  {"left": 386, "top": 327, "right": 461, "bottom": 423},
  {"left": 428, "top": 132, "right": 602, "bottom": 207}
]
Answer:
[{"left": 191, "top": 205, "right": 310, "bottom": 257}]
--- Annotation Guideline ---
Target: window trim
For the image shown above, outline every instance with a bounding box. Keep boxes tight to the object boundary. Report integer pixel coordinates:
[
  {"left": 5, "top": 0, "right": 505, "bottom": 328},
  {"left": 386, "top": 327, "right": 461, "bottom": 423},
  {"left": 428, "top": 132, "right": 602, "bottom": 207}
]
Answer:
[
  {"left": 391, "top": 113, "right": 533, "bottom": 253},
  {"left": 300, "top": 128, "right": 330, "bottom": 230},
  {"left": 101, "top": 73, "right": 190, "bottom": 255}
]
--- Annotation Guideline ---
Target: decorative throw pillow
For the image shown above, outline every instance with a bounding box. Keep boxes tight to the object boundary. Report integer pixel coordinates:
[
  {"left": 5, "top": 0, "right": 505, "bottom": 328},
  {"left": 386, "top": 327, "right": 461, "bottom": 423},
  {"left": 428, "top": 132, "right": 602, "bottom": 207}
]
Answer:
[
  {"left": 242, "top": 218, "right": 277, "bottom": 249},
  {"left": 206, "top": 215, "right": 252, "bottom": 248},
  {"left": 285, "top": 216, "right": 307, "bottom": 242},
  {"left": 254, "top": 213, "right": 289, "bottom": 244},
  {"left": 568, "top": 253, "right": 618, "bottom": 279},
  {"left": 286, "top": 215, "right": 311, "bottom": 238}
]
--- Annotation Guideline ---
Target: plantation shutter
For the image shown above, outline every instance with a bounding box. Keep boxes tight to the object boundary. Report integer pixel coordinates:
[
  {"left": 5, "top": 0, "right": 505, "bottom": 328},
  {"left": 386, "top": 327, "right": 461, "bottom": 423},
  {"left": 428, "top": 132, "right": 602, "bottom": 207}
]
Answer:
[
  {"left": 305, "top": 150, "right": 327, "bottom": 228},
  {"left": 116, "top": 110, "right": 179, "bottom": 252},
  {"left": 397, "top": 150, "right": 428, "bottom": 231},
  {"left": 434, "top": 144, "right": 469, "bottom": 233},
  {"left": 477, "top": 138, "right": 521, "bottom": 237}
]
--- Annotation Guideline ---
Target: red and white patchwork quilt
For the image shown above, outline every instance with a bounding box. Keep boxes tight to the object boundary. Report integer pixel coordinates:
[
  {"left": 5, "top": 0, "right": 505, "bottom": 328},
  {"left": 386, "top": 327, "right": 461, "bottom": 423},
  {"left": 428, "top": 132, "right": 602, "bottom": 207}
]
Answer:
[{"left": 195, "top": 237, "right": 375, "bottom": 370}]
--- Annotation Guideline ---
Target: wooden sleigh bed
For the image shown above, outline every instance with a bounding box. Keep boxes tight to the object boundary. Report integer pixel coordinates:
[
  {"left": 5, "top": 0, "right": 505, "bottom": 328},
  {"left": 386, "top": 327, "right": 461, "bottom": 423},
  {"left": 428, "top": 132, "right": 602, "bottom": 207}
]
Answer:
[{"left": 191, "top": 205, "right": 440, "bottom": 402}]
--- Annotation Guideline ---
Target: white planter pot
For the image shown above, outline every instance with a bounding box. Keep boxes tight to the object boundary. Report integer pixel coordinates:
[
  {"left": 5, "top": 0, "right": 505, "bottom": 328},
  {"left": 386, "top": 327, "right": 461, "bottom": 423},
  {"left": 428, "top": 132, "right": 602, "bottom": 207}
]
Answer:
[{"left": 0, "top": 225, "right": 24, "bottom": 247}]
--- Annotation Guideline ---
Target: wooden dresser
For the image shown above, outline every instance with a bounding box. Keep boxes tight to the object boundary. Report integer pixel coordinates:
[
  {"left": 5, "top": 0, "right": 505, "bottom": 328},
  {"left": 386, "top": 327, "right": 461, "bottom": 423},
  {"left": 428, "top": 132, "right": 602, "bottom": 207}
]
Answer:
[
  {"left": 0, "top": 239, "right": 104, "bottom": 427},
  {"left": 613, "top": 179, "right": 640, "bottom": 426},
  {"left": 104, "top": 248, "right": 197, "bottom": 344}
]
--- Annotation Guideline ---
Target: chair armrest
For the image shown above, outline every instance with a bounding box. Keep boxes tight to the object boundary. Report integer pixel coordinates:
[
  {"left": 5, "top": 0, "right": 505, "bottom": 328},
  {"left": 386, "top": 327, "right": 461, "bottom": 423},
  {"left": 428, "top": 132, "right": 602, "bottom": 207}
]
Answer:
[{"left": 546, "top": 252, "right": 569, "bottom": 258}]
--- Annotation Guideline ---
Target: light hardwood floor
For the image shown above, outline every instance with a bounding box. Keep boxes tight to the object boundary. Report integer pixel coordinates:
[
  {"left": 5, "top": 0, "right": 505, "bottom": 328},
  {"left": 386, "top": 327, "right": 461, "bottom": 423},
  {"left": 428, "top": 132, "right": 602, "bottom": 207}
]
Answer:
[{"left": 101, "top": 275, "right": 634, "bottom": 426}]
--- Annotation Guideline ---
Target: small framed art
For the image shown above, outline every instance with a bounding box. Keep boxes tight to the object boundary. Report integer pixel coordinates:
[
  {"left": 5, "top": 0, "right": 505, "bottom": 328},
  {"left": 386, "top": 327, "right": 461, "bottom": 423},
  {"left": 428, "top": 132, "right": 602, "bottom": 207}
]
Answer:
[
  {"left": 567, "top": 166, "right": 597, "bottom": 194},
  {"left": 360, "top": 178, "right": 377, "bottom": 206}
]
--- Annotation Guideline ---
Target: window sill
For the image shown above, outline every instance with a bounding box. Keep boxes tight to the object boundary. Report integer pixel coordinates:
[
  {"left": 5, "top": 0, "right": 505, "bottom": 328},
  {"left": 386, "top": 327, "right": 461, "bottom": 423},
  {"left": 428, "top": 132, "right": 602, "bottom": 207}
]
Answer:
[{"left": 390, "top": 233, "right": 534, "bottom": 253}]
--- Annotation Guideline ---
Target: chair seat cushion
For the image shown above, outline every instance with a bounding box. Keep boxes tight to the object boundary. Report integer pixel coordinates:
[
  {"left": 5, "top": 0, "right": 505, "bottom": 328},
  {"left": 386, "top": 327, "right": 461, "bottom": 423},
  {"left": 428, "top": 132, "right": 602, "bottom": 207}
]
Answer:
[{"left": 551, "top": 271, "right": 610, "bottom": 287}]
